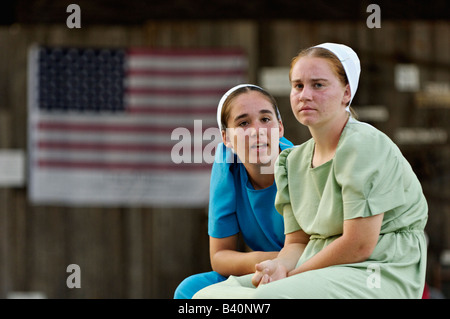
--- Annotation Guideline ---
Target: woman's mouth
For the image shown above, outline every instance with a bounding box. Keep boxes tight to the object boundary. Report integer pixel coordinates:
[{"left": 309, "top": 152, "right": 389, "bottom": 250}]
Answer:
[
  {"left": 300, "top": 106, "right": 315, "bottom": 112},
  {"left": 251, "top": 143, "right": 269, "bottom": 151}
]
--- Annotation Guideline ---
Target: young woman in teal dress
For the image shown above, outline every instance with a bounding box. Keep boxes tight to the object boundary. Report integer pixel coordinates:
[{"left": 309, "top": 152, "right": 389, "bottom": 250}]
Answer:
[
  {"left": 193, "top": 43, "right": 428, "bottom": 299},
  {"left": 174, "top": 84, "right": 293, "bottom": 298}
]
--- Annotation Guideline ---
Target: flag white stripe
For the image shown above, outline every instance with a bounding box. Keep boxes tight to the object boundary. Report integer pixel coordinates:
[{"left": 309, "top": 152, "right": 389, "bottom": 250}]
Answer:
[
  {"left": 125, "top": 95, "right": 219, "bottom": 108},
  {"left": 125, "top": 76, "right": 245, "bottom": 89},
  {"left": 37, "top": 150, "right": 175, "bottom": 163},
  {"left": 33, "top": 112, "right": 217, "bottom": 127},
  {"left": 127, "top": 56, "right": 247, "bottom": 71},
  {"left": 36, "top": 131, "right": 178, "bottom": 144}
]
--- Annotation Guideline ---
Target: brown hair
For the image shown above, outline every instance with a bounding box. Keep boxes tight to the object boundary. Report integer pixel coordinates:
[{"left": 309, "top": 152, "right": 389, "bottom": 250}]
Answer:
[
  {"left": 289, "top": 47, "right": 357, "bottom": 118},
  {"left": 220, "top": 86, "right": 281, "bottom": 130}
]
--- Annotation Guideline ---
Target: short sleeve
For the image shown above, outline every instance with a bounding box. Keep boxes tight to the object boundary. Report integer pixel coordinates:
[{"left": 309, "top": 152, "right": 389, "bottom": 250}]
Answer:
[
  {"left": 207, "top": 143, "right": 239, "bottom": 238},
  {"left": 335, "top": 127, "right": 406, "bottom": 220},
  {"left": 274, "top": 148, "right": 301, "bottom": 234}
]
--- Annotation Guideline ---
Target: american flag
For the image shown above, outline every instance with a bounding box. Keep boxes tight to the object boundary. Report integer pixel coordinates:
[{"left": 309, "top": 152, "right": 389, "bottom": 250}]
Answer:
[{"left": 28, "top": 46, "right": 247, "bottom": 206}]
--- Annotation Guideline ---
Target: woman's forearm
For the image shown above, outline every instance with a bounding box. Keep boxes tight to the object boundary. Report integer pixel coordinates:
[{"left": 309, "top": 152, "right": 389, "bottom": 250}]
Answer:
[
  {"left": 288, "top": 234, "right": 375, "bottom": 276},
  {"left": 288, "top": 215, "right": 383, "bottom": 276},
  {"left": 211, "top": 250, "right": 279, "bottom": 277},
  {"left": 273, "top": 243, "right": 306, "bottom": 273}
]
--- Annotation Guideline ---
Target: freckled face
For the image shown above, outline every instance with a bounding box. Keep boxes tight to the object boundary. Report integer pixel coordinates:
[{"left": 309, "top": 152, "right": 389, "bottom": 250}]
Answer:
[
  {"left": 222, "top": 91, "right": 283, "bottom": 165},
  {"left": 290, "top": 57, "right": 351, "bottom": 128}
]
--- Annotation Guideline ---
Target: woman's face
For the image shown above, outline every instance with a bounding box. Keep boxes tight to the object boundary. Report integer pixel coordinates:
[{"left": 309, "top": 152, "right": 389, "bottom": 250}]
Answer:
[
  {"left": 222, "top": 91, "right": 283, "bottom": 167},
  {"left": 290, "top": 56, "right": 351, "bottom": 128}
]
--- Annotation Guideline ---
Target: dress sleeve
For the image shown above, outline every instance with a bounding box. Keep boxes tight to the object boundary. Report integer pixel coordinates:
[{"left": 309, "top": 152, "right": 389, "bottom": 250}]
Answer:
[
  {"left": 334, "top": 130, "right": 406, "bottom": 220},
  {"left": 274, "top": 148, "right": 301, "bottom": 234},
  {"left": 207, "top": 143, "right": 239, "bottom": 238}
]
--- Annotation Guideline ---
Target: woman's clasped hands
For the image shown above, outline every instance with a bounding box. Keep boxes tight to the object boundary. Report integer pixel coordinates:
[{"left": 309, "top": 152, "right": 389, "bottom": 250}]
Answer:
[{"left": 251, "top": 259, "right": 288, "bottom": 287}]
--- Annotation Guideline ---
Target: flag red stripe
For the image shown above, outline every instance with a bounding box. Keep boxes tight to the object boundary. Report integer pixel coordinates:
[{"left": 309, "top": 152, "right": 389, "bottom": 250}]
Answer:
[
  {"left": 37, "top": 141, "right": 216, "bottom": 152},
  {"left": 38, "top": 160, "right": 211, "bottom": 171},
  {"left": 37, "top": 141, "right": 174, "bottom": 152},
  {"left": 126, "top": 106, "right": 217, "bottom": 115},
  {"left": 127, "top": 48, "right": 245, "bottom": 57},
  {"left": 125, "top": 88, "right": 228, "bottom": 95},
  {"left": 126, "top": 69, "right": 245, "bottom": 77},
  {"left": 37, "top": 122, "right": 212, "bottom": 133}
]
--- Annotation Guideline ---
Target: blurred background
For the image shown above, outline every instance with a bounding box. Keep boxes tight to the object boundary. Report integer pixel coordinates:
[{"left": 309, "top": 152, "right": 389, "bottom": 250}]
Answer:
[{"left": 0, "top": 0, "right": 449, "bottom": 298}]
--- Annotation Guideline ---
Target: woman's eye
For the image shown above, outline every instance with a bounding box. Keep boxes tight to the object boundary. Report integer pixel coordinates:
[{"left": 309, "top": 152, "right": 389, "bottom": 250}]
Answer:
[
  {"left": 295, "top": 84, "right": 303, "bottom": 89},
  {"left": 261, "top": 117, "right": 271, "bottom": 123},
  {"left": 238, "top": 121, "right": 248, "bottom": 127},
  {"left": 314, "top": 83, "right": 324, "bottom": 88}
]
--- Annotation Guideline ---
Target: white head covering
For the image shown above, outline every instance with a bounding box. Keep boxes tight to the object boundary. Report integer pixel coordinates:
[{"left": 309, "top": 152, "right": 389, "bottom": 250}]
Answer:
[
  {"left": 313, "top": 43, "right": 361, "bottom": 111},
  {"left": 216, "top": 84, "right": 281, "bottom": 130}
]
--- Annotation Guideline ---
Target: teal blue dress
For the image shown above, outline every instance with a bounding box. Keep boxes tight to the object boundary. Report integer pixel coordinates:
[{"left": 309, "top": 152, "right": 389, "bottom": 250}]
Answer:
[{"left": 174, "top": 137, "right": 293, "bottom": 298}]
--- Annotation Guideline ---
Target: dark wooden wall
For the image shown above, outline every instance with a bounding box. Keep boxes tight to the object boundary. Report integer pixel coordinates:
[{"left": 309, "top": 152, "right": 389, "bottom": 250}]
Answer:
[{"left": 0, "top": 19, "right": 449, "bottom": 298}]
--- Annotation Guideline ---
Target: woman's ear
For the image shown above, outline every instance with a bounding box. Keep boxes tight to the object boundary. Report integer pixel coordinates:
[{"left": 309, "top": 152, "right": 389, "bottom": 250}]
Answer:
[
  {"left": 222, "top": 129, "right": 233, "bottom": 149},
  {"left": 342, "top": 84, "right": 351, "bottom": 106},
  {"left": 278, "top": 120, "right": 284, "bottom": 139}
]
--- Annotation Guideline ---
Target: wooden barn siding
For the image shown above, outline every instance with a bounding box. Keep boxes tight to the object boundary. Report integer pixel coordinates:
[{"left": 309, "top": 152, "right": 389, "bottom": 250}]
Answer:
[{"left": 0, "top": 20, "right": 449, "bottom": 298}]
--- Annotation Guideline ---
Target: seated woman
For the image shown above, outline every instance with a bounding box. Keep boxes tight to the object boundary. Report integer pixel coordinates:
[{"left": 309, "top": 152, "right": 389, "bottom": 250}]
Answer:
[
  {"left": 174, "top": 84, "right": 293, "bottom": 299},
  {"left": 193, "top": 43, "right": 428, "bottom": 299}
]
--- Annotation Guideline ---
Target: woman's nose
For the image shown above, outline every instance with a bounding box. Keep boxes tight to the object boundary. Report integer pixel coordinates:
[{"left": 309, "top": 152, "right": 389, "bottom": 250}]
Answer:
[
  {"left": 249, "top": 123, "right": 267, "bottom": 137},
  {"left": 299, "top": 86, "right": 312, "bottom": 101}
]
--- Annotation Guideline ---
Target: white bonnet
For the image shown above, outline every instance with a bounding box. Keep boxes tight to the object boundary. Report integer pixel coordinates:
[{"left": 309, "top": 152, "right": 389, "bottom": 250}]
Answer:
[{"left": 313, "top": 43, "right": 361, "bottom": 109}]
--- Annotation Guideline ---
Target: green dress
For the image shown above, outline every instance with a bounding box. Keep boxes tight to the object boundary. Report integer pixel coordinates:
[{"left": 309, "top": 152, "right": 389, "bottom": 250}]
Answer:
[{"left": 193, "top": 118, "right": 428, "bottom": 299}]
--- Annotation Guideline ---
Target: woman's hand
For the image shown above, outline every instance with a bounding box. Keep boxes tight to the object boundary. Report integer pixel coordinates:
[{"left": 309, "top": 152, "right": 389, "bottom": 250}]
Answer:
[
  {"left": 251, "top": 230, "right": 309, "bottom": 287},
  {"left": 210, "top": 235, "right": 279, "bottom": 277},
  {"left": 251, "top": 260, "right": 288, "bottom": 287}
]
